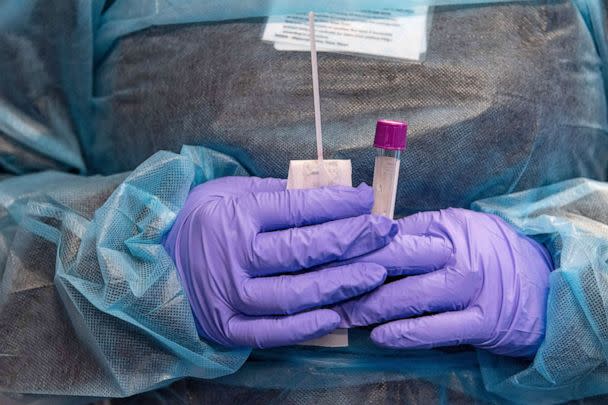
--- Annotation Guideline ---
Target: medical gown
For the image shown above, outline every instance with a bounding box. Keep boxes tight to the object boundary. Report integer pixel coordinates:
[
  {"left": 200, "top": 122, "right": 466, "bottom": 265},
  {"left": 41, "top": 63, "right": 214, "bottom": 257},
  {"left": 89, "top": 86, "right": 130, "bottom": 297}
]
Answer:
[{"left": 0, "top": 0, "right": 607, "bottom": 403}]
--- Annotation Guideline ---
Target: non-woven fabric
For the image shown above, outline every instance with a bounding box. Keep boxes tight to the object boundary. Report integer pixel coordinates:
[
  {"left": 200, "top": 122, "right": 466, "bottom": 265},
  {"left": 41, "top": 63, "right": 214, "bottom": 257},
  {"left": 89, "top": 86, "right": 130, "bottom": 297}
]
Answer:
[
  {"left": 1, "top": 145, "right": 608, "bottom": 404},
  {"left": 0, "top": 0, "right": 97, "bottom": 174},
  {"left": 0, "top": 147, "right": 250, "bottom": 399},
  {"left": 92, "top": 0, "right": 607, "bottom": 216},
  {"left": 0, "top": 0, "right": 608, "bottom": 403}
]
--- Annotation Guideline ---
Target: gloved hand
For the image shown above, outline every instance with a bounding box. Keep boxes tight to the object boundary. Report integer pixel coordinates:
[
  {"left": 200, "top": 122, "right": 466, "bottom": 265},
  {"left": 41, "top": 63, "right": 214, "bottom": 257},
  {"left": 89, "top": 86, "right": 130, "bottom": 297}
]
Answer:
[
  {"left": 163, "top": 177, "right": 397, "bottom": 349},
  {"left": 334, "top": 208, "right": 553, "bottom": 357}
]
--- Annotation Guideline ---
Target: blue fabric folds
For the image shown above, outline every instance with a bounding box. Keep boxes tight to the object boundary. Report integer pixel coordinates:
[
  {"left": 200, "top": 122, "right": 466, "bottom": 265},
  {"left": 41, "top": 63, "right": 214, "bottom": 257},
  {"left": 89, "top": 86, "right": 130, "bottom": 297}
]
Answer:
[
  {"left": 1, "top": 0, "right": 608, "bottom": 403},
  {"left": 0, "top": 146, "right": 249, "bottom": 397}
]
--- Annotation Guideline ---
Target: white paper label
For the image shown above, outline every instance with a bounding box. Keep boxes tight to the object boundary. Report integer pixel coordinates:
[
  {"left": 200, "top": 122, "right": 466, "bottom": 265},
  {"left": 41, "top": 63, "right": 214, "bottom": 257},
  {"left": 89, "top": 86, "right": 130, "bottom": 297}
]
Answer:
[
  {"left": 263, "top": 7, "right": 429, "bottom": 61},
  {"left": 286, "top": 159, "right": 352, "bottom": 347},
  {"left": 372, "top": 156, "right": 400, "bottom": 218},
  {"left": 287, "top": 159, "right": 352, "bottom": 190}
]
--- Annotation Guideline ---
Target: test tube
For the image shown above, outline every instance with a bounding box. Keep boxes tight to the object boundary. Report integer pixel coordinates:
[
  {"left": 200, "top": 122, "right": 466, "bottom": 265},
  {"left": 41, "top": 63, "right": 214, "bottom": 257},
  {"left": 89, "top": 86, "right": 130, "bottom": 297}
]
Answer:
[{"left": 372, "top": 120, "right": 408, "bottom": 218}]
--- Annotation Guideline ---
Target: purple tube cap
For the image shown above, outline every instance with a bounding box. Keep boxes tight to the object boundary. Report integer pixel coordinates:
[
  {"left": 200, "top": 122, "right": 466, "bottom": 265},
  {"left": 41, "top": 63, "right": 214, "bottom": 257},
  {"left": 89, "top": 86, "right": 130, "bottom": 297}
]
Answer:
[{"left": 374, "top": 119, "right": 408, "bottom": 150}]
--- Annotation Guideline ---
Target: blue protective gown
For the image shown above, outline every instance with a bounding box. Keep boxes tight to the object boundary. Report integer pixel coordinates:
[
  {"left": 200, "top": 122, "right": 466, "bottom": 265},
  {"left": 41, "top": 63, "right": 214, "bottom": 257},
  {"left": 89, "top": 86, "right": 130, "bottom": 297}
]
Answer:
[{"left": 0, "top": 0, "right": 607, "bottom": 403}]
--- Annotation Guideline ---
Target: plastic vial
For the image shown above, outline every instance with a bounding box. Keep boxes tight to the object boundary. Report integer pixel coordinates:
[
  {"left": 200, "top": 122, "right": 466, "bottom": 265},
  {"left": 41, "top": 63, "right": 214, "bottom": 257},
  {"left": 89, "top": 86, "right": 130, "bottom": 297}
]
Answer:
[{"left": 372, "top": 120, "right": 408, "bottom": 218}]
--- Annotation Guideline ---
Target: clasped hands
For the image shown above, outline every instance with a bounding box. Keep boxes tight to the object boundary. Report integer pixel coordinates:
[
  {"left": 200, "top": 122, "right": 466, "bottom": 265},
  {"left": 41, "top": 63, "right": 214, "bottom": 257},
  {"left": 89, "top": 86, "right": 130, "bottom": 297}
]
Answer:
[{"left": 164, "top": 177, "right": 551, "bottom": 356}]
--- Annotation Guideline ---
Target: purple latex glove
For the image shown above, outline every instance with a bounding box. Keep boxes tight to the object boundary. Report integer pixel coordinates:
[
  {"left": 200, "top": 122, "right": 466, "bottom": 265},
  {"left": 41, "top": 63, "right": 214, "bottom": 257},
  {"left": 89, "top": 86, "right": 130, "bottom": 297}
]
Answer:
[
  {"left": 163, "top": 177, "right": 397, "bottom": 349},
  {"left": 334, "top": 208, "right": 553, "bottom": 357}
]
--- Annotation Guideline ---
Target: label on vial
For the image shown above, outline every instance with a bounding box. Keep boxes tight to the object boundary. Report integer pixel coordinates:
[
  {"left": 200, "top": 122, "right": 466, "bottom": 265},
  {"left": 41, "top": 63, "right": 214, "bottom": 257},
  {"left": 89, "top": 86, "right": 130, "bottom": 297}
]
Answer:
[
  {"left": 372, "top": 156, "right": 400, "bottom": 218},
  {"left": 262, "top": 7, "right": 429, "bottom": 61}
]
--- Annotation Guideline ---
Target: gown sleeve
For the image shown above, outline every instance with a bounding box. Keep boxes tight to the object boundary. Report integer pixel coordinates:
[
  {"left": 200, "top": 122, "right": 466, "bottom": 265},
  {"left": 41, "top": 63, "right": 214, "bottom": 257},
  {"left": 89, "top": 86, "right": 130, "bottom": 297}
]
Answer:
[
  {"left": 472, "top": 177, "right": 608, "bottom": 402},
  {"left": 0, "top": 146, "right": 251, "bottom": 398}
]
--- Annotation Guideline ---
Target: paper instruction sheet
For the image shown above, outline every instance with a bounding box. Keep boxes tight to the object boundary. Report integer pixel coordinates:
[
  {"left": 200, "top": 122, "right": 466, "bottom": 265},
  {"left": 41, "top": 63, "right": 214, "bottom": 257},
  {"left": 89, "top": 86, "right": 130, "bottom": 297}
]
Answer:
[{"left": 263, "top": 7, "right": 429, "bottom": 61}]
